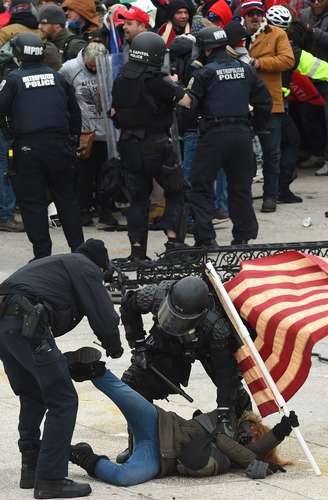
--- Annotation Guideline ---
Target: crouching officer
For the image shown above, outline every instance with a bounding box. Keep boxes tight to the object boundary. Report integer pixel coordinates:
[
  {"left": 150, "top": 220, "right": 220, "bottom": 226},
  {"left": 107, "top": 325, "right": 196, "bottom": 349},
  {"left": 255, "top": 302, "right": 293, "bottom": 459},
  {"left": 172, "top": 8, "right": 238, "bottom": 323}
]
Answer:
[
  {"left": 111, "top": 31, "right": 191, "bottom": 261},
  {"left": 117, "top": 276, "right": 250, "bottom": 463},
  {"left": 0, "top": 239, "right": 123, "bottom": 499},
  {"left": 182, "top": 27, "right": 272, "bottom": 249},
  {"left": 0, "top": 32, "right": 84, "bottom": 260}
]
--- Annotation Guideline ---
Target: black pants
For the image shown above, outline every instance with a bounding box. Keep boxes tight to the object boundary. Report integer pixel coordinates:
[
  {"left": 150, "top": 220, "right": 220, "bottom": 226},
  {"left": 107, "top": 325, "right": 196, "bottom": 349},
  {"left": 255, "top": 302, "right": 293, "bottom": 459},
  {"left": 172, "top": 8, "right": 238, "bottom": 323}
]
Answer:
[
  {"left": 12, "top": 134, "right": 84, "bottom": 258},
  {"left": 279, "top": 113, "right": 300, "bottom": 193},
  {"left": 78, "top": 141, "right": 109, "bottom": 212},
  {"left": 0, "top": 316, "right": 78, "bottom": 480},
  {"left": 120, "top": 134, "right": 184, "bottom": 247},
  {"left": 190, "top": 125, "right": 258, "bottom": 244}
]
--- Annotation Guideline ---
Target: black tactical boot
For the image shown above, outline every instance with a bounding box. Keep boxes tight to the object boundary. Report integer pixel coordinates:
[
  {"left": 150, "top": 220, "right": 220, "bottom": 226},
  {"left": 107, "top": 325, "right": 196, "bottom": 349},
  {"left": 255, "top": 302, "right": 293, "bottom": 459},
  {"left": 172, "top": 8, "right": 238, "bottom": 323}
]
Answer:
[
  {"left": 70, "top": 442, "right": 108, "bottom": 477},
  {"left": 20, "top": 449, "right": 39, "bottom": 489},
  {"left": 34, "top": 478, "right": 91, "bottom": 499},
  {"left": 64, "top": 347, "right": 106, "bottom": 382}
]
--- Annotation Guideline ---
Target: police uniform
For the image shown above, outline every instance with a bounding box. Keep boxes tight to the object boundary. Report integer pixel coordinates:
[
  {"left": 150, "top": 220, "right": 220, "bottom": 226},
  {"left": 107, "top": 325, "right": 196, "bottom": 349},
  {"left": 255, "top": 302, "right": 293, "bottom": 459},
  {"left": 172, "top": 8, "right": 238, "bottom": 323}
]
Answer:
[
  {"left": 112, "top": 32, "right": 186, "bottom": 259},
  {"left": 188, "top": 29, "right": 272, "bottom": 246},
  {"left": 0, "top": 38, "right": 84, "bottom": 259},
  {"left": 121, "top": 280, "right": 244, "bottom": 409},
  {"left": 0, "top": 242, "right": 122, "bottom": 488}
]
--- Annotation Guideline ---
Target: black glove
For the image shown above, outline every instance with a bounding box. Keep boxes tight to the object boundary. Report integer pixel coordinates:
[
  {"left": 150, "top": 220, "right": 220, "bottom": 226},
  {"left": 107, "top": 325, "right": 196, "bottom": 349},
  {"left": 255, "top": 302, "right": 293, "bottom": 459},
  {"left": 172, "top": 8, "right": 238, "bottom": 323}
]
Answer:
[
  {"left": 133, "top": 339, "right": 151, "bottom": 370},
  {"left": 272, "top": 411, "right": 299, "bottom": 441},
  {"left": 107, "top": 346, "right": 124, "bottom": 359},
  {"left": 288, "top": 21, "right": 312, "bottom": 48},
  {"left": 216, "top": 407, "right": 237, "bottom": 440},
  {"left": 245, "top": 459, "right": 286, "bottom": 479}
]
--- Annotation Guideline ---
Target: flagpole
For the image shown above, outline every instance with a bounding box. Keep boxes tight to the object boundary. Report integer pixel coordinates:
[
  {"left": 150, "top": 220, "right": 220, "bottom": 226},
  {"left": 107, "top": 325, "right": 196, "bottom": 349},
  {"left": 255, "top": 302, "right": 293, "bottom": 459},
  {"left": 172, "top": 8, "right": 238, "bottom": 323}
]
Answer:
[{"left": 205, "top": 261, "right": 321, "bottom": 476}]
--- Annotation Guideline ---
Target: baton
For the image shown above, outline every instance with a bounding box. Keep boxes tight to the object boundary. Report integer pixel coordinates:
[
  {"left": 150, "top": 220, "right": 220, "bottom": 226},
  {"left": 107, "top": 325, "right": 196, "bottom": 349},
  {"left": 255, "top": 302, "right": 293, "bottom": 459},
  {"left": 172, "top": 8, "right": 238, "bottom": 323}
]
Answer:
[{"left": 150, "top": 364, "right": 194, "bottom": 403}]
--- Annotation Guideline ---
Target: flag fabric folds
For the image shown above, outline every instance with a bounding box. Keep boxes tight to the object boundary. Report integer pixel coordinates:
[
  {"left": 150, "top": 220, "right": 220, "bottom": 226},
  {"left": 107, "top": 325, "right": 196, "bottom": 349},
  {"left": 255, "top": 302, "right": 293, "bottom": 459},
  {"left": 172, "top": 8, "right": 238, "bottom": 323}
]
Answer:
[{"left": 225, "top": 250, "right": 328, "bottom": 416}]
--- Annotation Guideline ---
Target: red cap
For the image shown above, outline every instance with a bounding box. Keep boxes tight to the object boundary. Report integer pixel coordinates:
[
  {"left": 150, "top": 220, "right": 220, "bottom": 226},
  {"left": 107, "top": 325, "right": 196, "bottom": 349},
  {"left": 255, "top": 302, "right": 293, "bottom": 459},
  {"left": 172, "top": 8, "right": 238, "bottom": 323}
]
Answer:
[
  {"left": 119, "top": 6, "right": 149, "bottom": 25},
  {"left": 240, "top": 0, "right": 265, "bottom": 16}
]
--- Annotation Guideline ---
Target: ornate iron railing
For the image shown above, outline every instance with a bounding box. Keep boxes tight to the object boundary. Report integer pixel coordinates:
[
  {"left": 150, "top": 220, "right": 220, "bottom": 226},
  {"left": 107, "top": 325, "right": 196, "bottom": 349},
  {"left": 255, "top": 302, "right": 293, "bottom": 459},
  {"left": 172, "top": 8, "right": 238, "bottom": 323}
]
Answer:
[{"left": 109, "top": 241, "right": 328, "bottom": 301}]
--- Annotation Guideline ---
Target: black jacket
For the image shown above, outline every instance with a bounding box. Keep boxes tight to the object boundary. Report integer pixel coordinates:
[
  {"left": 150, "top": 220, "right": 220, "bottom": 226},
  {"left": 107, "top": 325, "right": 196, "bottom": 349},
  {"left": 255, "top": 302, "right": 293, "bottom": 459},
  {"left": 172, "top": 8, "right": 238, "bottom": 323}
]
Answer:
[{"left": 0, "top": 253, "right": 122, "bottom": 355}]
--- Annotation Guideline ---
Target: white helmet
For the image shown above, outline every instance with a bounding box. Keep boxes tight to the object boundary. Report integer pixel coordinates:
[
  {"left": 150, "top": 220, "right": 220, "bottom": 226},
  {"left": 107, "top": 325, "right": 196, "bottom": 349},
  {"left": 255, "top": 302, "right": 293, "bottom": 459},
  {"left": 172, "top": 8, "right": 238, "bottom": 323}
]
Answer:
[{"left": 266, "top": 5, "right": 292, "bottom": 30}]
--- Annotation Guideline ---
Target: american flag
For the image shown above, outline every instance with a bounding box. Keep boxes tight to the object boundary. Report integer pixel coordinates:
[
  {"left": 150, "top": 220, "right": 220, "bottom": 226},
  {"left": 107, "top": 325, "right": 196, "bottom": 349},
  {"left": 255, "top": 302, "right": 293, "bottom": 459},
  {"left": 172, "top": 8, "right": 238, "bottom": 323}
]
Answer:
[{"left": 224, "top": 250, "right": 328, "bottom": 417}]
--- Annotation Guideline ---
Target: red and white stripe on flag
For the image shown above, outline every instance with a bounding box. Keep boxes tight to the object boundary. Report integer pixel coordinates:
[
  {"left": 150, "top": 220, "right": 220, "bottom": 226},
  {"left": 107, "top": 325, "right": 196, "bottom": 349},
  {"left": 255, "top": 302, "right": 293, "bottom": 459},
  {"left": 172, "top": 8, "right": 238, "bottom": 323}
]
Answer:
[{"left": 225, "top": 250, "right": 328, "bottom": 417}]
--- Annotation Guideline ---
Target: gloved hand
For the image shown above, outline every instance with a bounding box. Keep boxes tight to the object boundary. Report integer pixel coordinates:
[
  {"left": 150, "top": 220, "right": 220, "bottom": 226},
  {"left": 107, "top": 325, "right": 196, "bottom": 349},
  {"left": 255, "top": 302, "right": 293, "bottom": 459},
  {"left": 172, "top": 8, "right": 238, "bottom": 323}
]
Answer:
[
  {"left": 245, "top": 459, "right": 286, "bottom": 479},
  {"left": 272, "top": 411, "right": 299, "bottom": 441},
  {"left": 216, "top": 407, "right": 237, "bottom": 439},
  {"left": 133, "top": 339, "right": 151, "bottom": 370},
  {"left": 288, "top": 21, "right": 313, "bottom": 48},
  {"left": 107, "top": 346, "right": 124, "bottom": 359}
]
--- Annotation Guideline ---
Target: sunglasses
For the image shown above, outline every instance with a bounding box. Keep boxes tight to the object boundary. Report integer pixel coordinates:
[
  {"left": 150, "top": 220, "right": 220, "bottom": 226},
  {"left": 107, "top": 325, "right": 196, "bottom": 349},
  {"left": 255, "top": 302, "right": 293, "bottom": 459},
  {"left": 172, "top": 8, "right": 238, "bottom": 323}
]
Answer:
[
  {"left": 246, "top": 10, "right": 264, "bottom": 17},
  {"left": 310, "top": 0, "right": 326, "bottom": 4}
]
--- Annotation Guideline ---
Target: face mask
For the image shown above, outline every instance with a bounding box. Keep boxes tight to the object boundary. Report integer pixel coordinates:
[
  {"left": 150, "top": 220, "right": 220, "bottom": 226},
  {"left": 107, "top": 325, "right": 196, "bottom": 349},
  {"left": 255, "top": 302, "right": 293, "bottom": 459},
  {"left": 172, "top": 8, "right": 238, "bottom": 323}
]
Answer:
[{"left": 66, "top": 19, "right": 82, "bottom": 33}]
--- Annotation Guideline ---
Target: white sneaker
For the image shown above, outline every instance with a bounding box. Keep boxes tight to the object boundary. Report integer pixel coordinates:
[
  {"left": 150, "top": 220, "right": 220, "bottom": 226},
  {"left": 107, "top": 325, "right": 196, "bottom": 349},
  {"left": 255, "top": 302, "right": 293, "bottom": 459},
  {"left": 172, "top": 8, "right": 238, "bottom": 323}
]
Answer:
[{"left": 315, "top": 162, "right": 328, "bottom": 176}]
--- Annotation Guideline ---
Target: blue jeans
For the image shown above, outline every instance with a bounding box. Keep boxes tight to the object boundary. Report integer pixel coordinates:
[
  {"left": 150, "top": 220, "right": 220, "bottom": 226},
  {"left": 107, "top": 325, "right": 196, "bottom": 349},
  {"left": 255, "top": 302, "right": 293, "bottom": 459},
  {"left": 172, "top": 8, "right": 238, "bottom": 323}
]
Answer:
[
  {"left": 259, "top": 113, "right": 283, "bottom": 199},
  {"left": 92, "top": 370, "right": 160, "bottom": 486},
  {"left": 214, "top": 168, "right": 228, "bottom": 214},
  {"left": 0, "top": 132, "right": 15, "bottom": 221},
  {"left": 183, "top": 132, "right": 198, "bottom": 180}
]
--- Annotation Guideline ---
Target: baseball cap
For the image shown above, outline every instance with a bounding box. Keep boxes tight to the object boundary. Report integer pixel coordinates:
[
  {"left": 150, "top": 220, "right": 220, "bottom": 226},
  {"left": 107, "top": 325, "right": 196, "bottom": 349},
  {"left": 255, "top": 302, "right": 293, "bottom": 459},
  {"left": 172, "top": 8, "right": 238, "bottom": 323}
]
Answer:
[
  {"left": 240, "top": 0, "right": 265, "bottom": 16},
  {"left": 118, "top": 6, "right": 149, "bottom": 25},
  {"left": 38, "top": 5, "right": 66, "bottom": 26}
]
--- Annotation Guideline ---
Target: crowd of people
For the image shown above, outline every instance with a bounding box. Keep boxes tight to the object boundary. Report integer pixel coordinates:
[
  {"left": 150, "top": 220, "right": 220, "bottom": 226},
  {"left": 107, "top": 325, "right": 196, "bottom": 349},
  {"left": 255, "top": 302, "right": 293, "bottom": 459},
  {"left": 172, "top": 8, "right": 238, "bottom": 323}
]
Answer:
[{"left": 0, "top": 0, "right": 327, "bottom": 260}]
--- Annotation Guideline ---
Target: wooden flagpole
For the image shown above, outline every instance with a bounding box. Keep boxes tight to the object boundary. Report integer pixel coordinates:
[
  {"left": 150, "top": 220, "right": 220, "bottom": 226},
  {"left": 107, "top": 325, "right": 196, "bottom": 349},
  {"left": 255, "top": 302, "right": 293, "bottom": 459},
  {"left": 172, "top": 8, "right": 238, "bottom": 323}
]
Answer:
[{"left": 205, "top": 262, "right": 321, "bottom": 476}]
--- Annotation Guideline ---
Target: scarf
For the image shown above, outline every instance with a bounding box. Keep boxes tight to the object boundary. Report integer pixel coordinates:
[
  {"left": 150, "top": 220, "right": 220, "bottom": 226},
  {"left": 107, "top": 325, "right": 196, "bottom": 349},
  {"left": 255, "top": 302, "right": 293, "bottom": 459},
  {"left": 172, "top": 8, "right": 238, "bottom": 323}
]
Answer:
[
  {"left": 159, "top": 21, "right": 190, "bottom": 48},
  {"left": 248, "top": 17, "right": 269, "bottom": 49}
]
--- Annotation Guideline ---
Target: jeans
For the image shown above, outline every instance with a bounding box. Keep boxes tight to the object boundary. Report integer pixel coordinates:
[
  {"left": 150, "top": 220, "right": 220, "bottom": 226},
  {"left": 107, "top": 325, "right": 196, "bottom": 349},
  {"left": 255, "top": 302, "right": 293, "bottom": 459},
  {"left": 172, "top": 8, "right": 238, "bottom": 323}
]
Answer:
[
  {"left": 183, "top": 132, "right": 198, "bottom": 180},
  {"left": 93, "top": 370, "right": 160, "bottom": 486},
  {"left": 0, "top": 132, "right": 15, "bottom": 221},
  {"left": 214, "top": 169, "right": 228, "bottom": 214},
  {"left": 259, "top": 113, "right": 283, "bottom": 199}
]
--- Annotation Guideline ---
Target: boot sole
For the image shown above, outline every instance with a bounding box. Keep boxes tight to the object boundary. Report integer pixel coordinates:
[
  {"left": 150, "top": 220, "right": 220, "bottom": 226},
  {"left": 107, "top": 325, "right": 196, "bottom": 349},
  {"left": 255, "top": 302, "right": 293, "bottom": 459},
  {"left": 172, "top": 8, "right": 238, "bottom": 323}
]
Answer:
[
  {"left": 20, "top": 478, "right": 35, "bottom": 489},
  {"left": 64, "top": 347, "right": 102, "bottom": 366},
  {"left": 34, "top": 485, "right": 92, "bottom": 499}
]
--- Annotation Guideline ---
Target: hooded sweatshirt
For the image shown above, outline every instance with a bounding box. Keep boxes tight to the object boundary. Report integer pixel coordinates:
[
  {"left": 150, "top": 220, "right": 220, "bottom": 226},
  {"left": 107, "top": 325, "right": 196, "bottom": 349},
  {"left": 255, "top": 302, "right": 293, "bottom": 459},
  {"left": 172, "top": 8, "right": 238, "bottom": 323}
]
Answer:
[{"left": 59, "top": 50, "right": 106, "bottom": 140}]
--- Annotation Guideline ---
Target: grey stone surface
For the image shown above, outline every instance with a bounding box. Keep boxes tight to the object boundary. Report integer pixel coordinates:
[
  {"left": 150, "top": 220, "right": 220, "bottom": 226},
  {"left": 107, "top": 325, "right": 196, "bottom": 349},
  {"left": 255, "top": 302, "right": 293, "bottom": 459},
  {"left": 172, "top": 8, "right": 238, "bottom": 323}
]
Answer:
[{"left": 0, "top": 169, "right": 328, "bottom": 499}]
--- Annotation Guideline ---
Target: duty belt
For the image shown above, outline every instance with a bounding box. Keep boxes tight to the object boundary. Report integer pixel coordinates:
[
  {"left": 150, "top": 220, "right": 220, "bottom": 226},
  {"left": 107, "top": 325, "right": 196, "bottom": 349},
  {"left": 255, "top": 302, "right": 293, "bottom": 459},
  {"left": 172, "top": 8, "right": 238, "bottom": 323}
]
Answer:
[{"left": 204, "top": 117, "right": 249, "bottom": 126}]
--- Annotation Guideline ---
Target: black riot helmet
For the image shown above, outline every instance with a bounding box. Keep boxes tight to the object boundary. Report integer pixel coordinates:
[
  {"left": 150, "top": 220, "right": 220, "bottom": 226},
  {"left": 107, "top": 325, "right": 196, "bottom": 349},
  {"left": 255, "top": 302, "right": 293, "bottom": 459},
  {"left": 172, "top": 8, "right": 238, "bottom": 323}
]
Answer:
[
  {"left": 10, "top": 33, "right": 45, "bottom": 63},
  {"left": 129, "top": 31, "right": 166, "bottom": 68},
  {"left": 158, "top": 277, "right": 210, "bottom": 336},
  {"left": 196, "top": 27, "right": 228, "bottom": 50}
]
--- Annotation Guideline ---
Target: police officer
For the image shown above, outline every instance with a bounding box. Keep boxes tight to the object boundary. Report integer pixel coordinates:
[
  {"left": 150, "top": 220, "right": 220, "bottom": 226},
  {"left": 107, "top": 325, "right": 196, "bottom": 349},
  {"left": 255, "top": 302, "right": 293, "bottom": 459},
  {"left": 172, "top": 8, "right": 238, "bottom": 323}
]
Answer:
[
  {"left": 0, "top": 32, "right": 84, "bottom": 260},
  {"left": 111, "top": 31, "right": 190, "bottom": 261},
  {"left": 183, "top": 27, "right": 272, "bottom": 249},
  {"left": 117, "top": 275, "right": 250, "bottom": 462},
  {"left": 0, "top": 238, "right": 123, "bottom": 499}
]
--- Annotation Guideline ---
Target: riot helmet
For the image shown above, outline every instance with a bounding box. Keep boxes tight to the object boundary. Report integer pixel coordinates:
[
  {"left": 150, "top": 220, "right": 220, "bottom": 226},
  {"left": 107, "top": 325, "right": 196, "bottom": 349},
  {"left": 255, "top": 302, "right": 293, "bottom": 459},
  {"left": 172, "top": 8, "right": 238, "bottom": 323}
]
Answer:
[
  {"left": 10, "top": 33, "right": 45, "bottom": 63},
  {"left": 158, "top": 276, "right": 210, "bottom": 336},
  {"left": 129, "top": 31, "right": 166, "bottom": 67},
  {"left": 196, "top": 26, "right": 228, "bottom": 50}
]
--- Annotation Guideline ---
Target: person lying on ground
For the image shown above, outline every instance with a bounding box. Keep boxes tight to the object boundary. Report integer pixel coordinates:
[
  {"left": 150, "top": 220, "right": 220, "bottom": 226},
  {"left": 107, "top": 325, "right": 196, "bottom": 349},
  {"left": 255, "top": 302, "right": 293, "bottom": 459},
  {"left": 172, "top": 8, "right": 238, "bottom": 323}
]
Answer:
[{"left": 65, "top": 347, "right": 298, "bottom": 487}]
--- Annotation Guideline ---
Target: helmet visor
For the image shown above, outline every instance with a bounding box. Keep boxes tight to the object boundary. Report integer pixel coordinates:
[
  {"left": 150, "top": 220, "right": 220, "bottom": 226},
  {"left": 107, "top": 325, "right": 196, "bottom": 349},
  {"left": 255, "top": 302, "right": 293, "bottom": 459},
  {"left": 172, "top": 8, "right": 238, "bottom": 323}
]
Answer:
[{"left": 157, "top": 294, "right": 204, "bottom": 336}]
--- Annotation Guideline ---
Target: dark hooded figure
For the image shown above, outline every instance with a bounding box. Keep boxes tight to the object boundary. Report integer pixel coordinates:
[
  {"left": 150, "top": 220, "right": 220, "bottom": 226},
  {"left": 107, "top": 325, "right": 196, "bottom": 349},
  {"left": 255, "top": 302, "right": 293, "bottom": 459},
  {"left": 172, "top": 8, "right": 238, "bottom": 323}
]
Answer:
[
  {"left": 0, "top": 238, "right": 122, "bottom": 499},
  {"left": 158, "top": 0, "right": 195, "bottom": 47}
]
